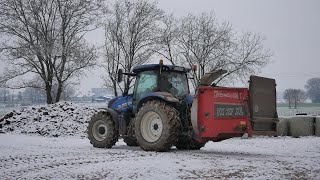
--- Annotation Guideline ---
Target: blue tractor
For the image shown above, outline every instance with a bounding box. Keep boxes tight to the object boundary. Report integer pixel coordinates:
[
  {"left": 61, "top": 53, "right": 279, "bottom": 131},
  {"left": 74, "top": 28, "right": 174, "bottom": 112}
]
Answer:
[
  {"left": 87, "top": 62, "right": 279, "bottom": 151},
  {"left": 87, "top": 62, "right": 205, "bottom": 151}
]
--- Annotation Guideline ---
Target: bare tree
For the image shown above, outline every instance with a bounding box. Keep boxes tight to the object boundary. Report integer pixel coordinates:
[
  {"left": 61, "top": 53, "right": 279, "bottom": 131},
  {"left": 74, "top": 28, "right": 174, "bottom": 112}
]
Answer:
[
  {"left": 305, "top": 77, "right": 320, "bottom": 103},
  {"left": 103, "top": 0, "right": 164, "bottom": 95},
  {"left": 103, "top": 19, "right": 123, "bottom": 97},
  {"left": 215, "top": 32, "right": 272, "bottom": 84},
  {"left": 155, "top": 14, "right": 180, "bottom": 66},
  {"left": 51, "top": 83, "right": 75, "bottom": 101},
  {"left": 157, "top": 12, "right": 272, "bottom": 88},
  {"left": 283, "top": 88, "right": 307, "bottom": 109},
  {"left": 0, "top": 0, "right": 101, "bottom": 104},
  {"left": 177, "top": 12, "right": 233, "bottom": 88},
  {"left": 284, "top": 89, "right": 294, "bottom": 108}
]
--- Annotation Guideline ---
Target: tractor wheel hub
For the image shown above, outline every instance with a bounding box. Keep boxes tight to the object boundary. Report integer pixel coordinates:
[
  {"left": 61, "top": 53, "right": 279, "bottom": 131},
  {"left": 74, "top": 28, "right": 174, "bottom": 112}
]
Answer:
[
  {"left": 141, "top": 111, "right": 163, "bottom": 143},
  {"left": 92, "top": 120, "right": 108, "bottom": 141}
]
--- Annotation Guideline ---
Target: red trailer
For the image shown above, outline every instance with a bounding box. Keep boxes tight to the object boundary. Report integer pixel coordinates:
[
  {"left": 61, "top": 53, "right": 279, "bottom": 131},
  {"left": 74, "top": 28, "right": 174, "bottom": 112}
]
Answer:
[{"left": 191, "top": 74, "right": 278, "bottom": 143}]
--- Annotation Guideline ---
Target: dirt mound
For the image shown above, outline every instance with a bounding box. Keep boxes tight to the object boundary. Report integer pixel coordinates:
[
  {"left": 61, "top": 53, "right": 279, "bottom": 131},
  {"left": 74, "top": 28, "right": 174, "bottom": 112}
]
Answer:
[{"left": 0, "top": 102, "right": 98, "bottom": 137}]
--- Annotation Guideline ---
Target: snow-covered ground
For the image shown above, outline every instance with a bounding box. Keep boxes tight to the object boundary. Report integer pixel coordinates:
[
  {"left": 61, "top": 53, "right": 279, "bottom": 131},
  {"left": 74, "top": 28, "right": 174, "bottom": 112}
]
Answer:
[
  {"left": 1, "top": 102, "right": 320, "bottom": 179},
  {"left": 0, "top": 102, "right": 97, "bottom": 137},
  {"left": 0, "top": 134, "right": 319, "bottom": 180}
]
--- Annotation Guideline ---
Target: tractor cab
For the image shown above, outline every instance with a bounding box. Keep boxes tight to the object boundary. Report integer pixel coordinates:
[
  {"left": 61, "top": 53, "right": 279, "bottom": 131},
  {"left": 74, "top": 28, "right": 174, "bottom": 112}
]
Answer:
[
  {"left": 118, "top": 63, "right": 191, "bottom": 114},
  {"left": 133, "top": 64, "right": 189, "bottom": 98}
]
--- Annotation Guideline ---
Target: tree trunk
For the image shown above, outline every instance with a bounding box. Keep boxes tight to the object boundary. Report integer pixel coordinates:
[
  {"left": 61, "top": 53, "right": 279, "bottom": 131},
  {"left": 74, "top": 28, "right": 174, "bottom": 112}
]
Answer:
[
  {"left": 113, "top": 80, "right": 118, "bottom": 97},
  {"left": 288, "top": 101, "right": 291, "bottom": 109},
  {"left": 124, "top": 76, "right": 130, "bottom": 95},
  {"left": 55, "top": 82, "right": 63, "bottom": 103},
  {"left": 45, "top": 83, "right": 53, "bottom": 104}
]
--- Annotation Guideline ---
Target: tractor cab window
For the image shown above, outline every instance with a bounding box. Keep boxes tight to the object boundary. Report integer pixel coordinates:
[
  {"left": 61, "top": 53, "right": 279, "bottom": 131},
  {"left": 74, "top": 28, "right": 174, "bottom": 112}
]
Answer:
[
  {"left": 160, "top": 71, "right": 189, "bottom": 97},
  {"left": 135, "top": 71, "right": 157, "bottom": 100}
]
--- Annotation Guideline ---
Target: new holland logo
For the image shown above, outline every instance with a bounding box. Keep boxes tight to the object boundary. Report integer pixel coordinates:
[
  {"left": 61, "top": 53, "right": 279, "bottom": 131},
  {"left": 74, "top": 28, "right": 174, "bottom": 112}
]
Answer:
[{"left": 116, "top": 101, "right": 132, "bottom": 110}]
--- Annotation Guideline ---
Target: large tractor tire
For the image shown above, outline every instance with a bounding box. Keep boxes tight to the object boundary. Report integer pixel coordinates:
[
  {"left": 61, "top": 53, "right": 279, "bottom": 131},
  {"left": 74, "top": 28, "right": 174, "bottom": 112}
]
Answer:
[
  {"left": 87, "top": 112, "right": 119, "bottom": 148},
  {"left": 123, "top": 137, "right": 139, "bottom": 146},
  {"left": 175, "top": 136, "right": 206, "bottom": 150},
  {"left": 123, "top": 120, "right": 139, "bottom": 146},
  {"left": 135, "top": 100, "right": 180, "bottom": 152}
]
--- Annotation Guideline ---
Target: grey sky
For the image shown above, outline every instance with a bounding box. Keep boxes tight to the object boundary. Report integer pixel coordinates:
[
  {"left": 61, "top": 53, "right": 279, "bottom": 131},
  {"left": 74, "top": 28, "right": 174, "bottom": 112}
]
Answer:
[
  {"left": 81, "top": 0, "right": 320, "bottom": 93},
  {"left": 158, "top": 0, "right": 320, "bottom": 92},
  {"left": 1, "top": 0, "right": 319, "bottom": 94}
]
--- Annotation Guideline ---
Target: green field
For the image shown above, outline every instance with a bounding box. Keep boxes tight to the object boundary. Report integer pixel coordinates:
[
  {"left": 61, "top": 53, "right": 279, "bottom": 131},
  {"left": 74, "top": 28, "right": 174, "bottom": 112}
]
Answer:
[
  {"left": 277, "top": 103, "right": 320, "bottom": 116},
  {"left": 277, "top": 103, "right": 320, "bottom": 108}
]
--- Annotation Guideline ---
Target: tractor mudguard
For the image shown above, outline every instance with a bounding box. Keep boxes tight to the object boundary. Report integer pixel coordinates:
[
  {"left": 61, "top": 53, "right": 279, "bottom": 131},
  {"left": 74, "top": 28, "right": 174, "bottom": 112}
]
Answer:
[
  {"left": 98, "top": 108, "right": 119, "bottom": 130},
  {"left": 137, "top": 92, "right": 179, "bottom": 109}
]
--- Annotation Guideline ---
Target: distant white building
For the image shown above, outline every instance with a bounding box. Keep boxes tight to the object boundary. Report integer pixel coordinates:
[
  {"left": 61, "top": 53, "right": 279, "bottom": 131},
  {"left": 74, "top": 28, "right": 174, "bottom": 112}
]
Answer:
[
  {"left": 91, "top": 88, "right": 113, "bottom": 97},
  {"left": 71, "top": 87, "right": 114, "bottom": 102}
]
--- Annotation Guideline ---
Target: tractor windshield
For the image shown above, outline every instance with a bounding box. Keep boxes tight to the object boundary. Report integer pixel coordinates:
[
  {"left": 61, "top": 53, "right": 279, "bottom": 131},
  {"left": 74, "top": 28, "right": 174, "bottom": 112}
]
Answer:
[
  {"left": 134, "top": 69, "right": 189, "bottom": 100},
  {"left": 160, "top": 71, "right": 189, "bottom": 98},
  {"left": 135, "top": 70, "right": 158, "bottom": 100}
]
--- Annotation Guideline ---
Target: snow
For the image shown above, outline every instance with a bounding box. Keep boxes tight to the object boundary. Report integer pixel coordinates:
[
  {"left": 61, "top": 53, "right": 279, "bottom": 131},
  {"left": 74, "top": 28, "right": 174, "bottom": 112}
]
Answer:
[
  {"left": 0, "top": 134, "right": 319, "bottom": 179},
  {"left": 1, "top": 102, "right": 320, "bottom": 179},
  {"left": 0, "top": 102, "right": 97, "bottom": 137}
]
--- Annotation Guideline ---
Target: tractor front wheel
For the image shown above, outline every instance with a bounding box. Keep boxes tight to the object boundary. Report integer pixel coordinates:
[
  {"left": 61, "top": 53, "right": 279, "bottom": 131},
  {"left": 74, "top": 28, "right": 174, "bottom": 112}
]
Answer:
[
  {"left": 135, "top": 100, "right": 180, "bottom": 152},
  {"left": 87, "top": 112, "right": 119, "bottom": 148}
]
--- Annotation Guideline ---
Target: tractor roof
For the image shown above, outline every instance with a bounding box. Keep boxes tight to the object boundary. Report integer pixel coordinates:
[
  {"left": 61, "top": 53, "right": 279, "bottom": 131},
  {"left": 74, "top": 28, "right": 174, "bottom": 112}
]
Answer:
[{"left": 132, "top": 64, "right": 190, "bottom": 73}]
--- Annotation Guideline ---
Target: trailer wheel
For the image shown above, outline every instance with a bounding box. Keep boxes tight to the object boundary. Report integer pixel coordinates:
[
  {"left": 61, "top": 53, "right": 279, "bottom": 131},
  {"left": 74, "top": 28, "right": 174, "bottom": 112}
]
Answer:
[
  {"left": 135, "top": 100, "right": 179, "bottom": 152},
  {"left": 175, "top": 136, "right": 206, "bottom": 150},
  {"left": 123, "top": 137, "right": 139, "bottom": 146},
  {"left": 87, "top": 112, "right": 119, "bottom": 148}
]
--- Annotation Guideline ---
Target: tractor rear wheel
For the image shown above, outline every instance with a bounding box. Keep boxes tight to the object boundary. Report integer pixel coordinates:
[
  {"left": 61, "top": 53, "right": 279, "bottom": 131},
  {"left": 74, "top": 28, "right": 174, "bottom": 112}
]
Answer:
[
  {"left": 175, "top": 136, "right": 206, "bottom": 150},
  {"left": 135, "top": 100, "right": 180, "bottom": 152},
  {"left": 87, "top": 112, "right": 119, "bottom": 148},
  {"left": 123, "top": 137, "right": 139, "bottom": 146}
]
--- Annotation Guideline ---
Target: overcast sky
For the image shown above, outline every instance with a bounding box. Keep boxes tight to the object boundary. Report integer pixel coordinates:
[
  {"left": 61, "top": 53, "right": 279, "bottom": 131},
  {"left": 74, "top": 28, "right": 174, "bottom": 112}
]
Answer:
[
  {"left": 1, "top": 0, "right": 319, "bottom": 94},
  {"left": 80, "top": 0, "right": 320, "bottom": 93},
  {"left": 161, "top": 0, "right": 320, "bottom": 93}
]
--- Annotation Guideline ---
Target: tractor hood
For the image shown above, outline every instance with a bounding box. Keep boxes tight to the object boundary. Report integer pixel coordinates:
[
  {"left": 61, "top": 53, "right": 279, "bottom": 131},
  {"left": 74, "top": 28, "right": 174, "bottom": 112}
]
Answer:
[{"left": 108, "top": 94, "right": 133, "bottom": 113}]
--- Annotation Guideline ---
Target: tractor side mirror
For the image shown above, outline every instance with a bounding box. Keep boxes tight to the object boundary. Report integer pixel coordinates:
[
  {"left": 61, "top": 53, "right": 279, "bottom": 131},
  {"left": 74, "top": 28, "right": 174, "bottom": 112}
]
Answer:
[{"left": 117, "top": 69, "right": 123, "bottom": 83}]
